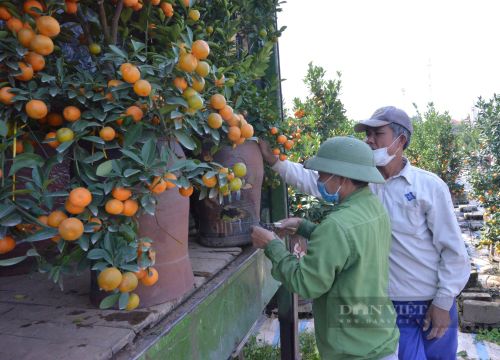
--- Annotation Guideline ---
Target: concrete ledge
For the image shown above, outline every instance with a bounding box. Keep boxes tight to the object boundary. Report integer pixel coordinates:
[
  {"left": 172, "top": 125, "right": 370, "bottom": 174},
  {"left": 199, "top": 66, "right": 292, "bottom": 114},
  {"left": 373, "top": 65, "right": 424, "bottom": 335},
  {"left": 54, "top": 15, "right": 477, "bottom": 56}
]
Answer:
[
  {"left": 462, "top": 300, "right": 500, "bottom": 324},
  {"left": 460, "top": 292, "right": 492, "bottom": 302}
]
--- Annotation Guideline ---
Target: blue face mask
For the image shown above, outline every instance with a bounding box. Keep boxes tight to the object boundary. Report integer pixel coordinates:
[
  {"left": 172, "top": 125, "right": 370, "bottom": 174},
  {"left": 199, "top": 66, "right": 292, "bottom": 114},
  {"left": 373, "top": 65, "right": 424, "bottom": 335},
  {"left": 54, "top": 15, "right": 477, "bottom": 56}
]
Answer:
[{"left": 317, "top": 175, "right": 342, "bottom": 204}]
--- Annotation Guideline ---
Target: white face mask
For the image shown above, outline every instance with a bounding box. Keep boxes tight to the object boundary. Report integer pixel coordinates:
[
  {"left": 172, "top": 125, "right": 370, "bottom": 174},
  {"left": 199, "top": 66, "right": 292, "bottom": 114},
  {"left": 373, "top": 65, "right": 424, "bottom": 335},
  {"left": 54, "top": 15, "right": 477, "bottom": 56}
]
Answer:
[{"left": 373, "top": 135, "right": 402, "bottom": 166}]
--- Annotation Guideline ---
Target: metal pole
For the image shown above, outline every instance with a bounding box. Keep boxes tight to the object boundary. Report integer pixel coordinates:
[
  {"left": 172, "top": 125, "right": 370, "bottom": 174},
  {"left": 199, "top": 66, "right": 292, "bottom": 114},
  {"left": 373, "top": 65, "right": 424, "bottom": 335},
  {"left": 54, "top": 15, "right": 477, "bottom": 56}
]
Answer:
[{"left": 267, "top": 8, "right": 299, "bottom": 360}]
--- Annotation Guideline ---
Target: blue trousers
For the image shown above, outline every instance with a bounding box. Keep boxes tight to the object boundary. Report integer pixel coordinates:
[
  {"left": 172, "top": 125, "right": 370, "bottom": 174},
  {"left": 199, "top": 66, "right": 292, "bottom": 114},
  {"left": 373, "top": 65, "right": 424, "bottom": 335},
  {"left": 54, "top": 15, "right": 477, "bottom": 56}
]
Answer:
[{"left": 392, "top": 300, "right": 458, "bottom": 360}]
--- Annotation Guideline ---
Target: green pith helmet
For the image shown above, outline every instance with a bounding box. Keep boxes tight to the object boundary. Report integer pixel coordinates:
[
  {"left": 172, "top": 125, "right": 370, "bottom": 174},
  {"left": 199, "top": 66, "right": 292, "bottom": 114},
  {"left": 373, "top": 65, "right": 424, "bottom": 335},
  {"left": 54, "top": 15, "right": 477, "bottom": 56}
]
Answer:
[{"left": 305, "top": 136, "right": 385, "bottom": 184}]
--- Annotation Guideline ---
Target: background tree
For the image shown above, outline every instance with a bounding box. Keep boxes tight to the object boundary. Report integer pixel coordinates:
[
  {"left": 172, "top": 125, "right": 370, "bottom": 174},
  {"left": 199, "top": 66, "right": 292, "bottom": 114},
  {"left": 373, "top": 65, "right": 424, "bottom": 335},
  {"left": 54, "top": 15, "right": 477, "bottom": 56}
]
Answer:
[
  {"left": 406, "top": 103, "right": 465, "bottom": 197},
  {"left": 274, "top": 63, "right": 353, "bottom": 222},
  {"left": 469, "top": 95, "right": 500, "bottom": 254}
]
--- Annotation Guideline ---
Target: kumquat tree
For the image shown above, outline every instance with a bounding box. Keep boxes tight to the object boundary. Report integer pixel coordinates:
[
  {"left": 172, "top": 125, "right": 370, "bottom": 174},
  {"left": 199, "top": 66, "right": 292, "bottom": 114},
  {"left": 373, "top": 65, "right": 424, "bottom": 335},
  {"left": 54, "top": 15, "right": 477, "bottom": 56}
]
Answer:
[{"left": 0, "top": 0, "right": 284, "bottom": 310}]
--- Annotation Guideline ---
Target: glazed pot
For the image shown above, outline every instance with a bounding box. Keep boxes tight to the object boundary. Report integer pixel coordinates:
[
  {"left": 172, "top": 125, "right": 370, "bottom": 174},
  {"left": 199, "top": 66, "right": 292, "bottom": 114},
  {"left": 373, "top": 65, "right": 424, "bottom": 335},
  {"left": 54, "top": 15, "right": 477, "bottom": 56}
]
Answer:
[{"left": 195, "top": 141, "right": 264, "bottom": 247}]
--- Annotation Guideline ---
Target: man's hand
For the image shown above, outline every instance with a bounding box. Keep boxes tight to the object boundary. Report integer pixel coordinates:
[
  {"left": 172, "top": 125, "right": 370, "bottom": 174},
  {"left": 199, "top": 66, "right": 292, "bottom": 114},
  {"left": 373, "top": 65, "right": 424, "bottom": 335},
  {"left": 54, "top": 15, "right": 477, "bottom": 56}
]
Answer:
[
  {"left": 275, "top": 217, "right": 302, "bottom": 237},
  {"left": 251, "top": 226, "right": 277, "bottom": 249},
  {"left": 257, "top": 138, "right": 278, "bottom": 166},
  {"left": 423, "top": 304, "right": 450, "bottom": 340}
]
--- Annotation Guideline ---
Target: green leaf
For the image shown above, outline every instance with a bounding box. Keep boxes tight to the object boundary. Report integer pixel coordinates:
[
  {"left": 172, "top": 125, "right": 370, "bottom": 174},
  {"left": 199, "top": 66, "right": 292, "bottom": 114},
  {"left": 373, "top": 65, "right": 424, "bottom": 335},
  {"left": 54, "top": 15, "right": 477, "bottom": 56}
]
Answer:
[
  {"left": 91, "top": 261, "right": 108, "bottom": 271},
  {"left": 83, "top": 152, "right": 105, "bottom": 164},
  {"left": 44, "top": 191, "right": 68, "bottom": 197},
  {"left": 0, "top": 213, "right": 22, "bottom": 227},
  {"left": 0, "top": 120, "right": 7, "bottom": 137},
  {"left": 31, "top": 167, "right": 43, "bottom": 188},
  {"left": 131, "top": 40, "right": 146, "bottom": 53},
  {"left": 165, "top": 97, "right": 188, "bottom": 107},
  {"left": 141, "top": 139, "right": 156, "bottom": 165},
  {"left": 120, "top": 264, "right": 140, "bottom": 272},
  {"left": 159, "top": 104, "right": 178, "bottom": 115},
  {"left": 186, "top": 26, "right": 193, "bottom": 44},
  {"left": 120, "top": 7, "right": 133, "bottom": 23},
  {"left": 166, "top": 160, "right": 186, "bottom": 172},
  {"left": 174, "top": 130, "right": 196, "bottom": 150},
  {"left": 210, "top": 128, "right": 220, "bottom": 142},
  {"left": 87, "top": 248, "right": 109, "bottom": 260},
  {"left": 26, "top": 248, "right": 39, "bottom": 257},
  {"left": 0, "top": 256, "right": 27, "bottom": 267},
  {"left": 185, "top": 117, "right": 202, "bottom": 135},
  {"left": 140, "top": 194, "right": 156, "bottom": 216},
  {"left": 96, "top": 160, "right": 113, "bottom": 177},
  {"left": 56, "top": 140, "right": 74, "bottom": 153},
  {"left": 91, "top": 231, "right": 102, "bottom": 245},
  {"left": 49, "top": 87, "right": 59, "bottom": 97},
  {"left": 119, "top": 224, "right": 136, "bottom": 242},
  {"left": 40, "top": 73, "right": 56, "bottom": 82},
  {"left": 235, "top": 96, "right": 243, "bottom": 109},
  {"left": 121, "top": 149, "right": 143, "bottom": 165},
  {"left": 170, "top": 110, "right": 183, "bottom": 119},
  {"left": 118, "top": 292, "right": 129, "bottom": 310},
  {"left": 124, "top": 123, "right": 142, "bottom": 147},
  {"left": 109, "top": 45, "right": 128, "bottom": 59},
  {"left": 0, "top": 204, "right": 16, "bottom": 219},
  {"left": 78, "top": 235, "right": 89, "bottom": 251},
  {"left": 209, "top": 187, "right": 218, "bottom": 199},
  {"left": 104, "top": 182, "right": 114, "bottom": 195},
  {"left": 73, "top": 120, "right": 100, "bottom": 133},
  {"left": 91, "top": 109, "right": 106, "bottom": 122},
  {"left": 111, "top": 160, "right": 122, "bottom": 176},
  {"left": 8, "top": 153, "right": 44, "bottom": 176},
  {"left": 124, "top": 168, "right": 141, "bottom": 177},
  {"left": 22, "top": 227, "right": 59, "bottom": 243},
  {"left": 82, "top": 136, "right": 105, "bottom": 145},
  {"left": 99, "top": 293, "right": 120, "bottom": 309}
]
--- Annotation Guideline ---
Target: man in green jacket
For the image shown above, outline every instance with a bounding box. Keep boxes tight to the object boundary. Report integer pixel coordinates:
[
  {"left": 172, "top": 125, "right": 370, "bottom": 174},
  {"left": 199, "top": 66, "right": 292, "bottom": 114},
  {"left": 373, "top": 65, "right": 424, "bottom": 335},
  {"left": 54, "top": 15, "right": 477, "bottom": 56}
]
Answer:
[{"left": 251, "top": 136, "right": 399, "bottom": 359}]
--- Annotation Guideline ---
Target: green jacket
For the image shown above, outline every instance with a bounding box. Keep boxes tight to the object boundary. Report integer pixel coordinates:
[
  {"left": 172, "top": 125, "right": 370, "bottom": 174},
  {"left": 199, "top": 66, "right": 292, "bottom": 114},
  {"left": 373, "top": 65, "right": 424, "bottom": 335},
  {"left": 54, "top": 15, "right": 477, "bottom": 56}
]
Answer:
[{"left": 265, "top": 187, "right": 399, "bottom": 359}]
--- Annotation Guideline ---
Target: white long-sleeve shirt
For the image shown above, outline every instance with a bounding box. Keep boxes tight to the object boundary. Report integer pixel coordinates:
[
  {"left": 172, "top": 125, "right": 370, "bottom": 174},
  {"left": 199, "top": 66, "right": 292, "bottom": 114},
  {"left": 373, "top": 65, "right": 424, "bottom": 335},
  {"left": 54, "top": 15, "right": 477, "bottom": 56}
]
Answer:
[{"left": 272, "top": 159, "right": 470, "bottom": 311}]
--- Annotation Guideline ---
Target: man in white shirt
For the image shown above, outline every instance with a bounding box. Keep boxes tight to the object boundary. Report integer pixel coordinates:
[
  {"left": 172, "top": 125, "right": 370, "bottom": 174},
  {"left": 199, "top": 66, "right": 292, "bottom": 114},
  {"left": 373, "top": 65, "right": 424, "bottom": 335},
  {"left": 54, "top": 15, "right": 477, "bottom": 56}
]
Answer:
[{"left": 260, "top": 106, "right": 470, "bottom": 359}]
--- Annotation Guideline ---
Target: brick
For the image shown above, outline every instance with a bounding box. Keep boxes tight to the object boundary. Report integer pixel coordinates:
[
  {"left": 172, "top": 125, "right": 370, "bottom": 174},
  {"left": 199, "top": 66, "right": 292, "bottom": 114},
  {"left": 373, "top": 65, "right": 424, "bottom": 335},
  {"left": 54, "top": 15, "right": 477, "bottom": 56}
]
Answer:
[
  {"left": 459, "top": 205, "right": 478, "bottom": 213},
  {"left": 468, "top": 221, "right": 484, "bottom": 231},
  {"left": 462, "top": 300, "right": 500, "bottom": 324},
  {"left": 464, "top": 212, "right": 484, "bottom": 220},
  {"left": 459, "top": 318, "right": 500, "bottom": 333}
]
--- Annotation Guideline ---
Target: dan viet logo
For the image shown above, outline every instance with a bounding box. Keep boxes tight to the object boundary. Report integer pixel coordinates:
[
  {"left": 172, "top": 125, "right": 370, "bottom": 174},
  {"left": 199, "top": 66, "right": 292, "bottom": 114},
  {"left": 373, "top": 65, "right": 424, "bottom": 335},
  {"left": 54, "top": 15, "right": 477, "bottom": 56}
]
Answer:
[{"left": 331, "top": 298, "right": 429, "bottom": 328}]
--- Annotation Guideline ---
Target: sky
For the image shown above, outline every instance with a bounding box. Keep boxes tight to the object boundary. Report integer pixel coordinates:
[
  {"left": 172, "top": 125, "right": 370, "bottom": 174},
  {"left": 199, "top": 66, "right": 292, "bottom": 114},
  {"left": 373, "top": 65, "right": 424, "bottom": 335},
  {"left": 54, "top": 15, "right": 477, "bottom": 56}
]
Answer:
[{"left": 276, "top": 0, "right": 500, "bottom": 121}]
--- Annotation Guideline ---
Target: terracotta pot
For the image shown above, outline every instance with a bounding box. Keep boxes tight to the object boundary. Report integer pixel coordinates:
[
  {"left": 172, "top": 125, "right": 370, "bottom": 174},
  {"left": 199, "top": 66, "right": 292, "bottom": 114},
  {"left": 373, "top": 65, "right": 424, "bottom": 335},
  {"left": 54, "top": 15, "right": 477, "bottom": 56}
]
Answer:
[
  {"left": 0, "top": 144, "right": 70, "bottom": 276},
  {"left": 87, "top": 140, "right": 194, "bottom": 308},
  {"left": 195, "top": 141, "right": 264, "bottom": 247},
  {"left": 134, "top": 140, "right": 194, "bottom": 307}
]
